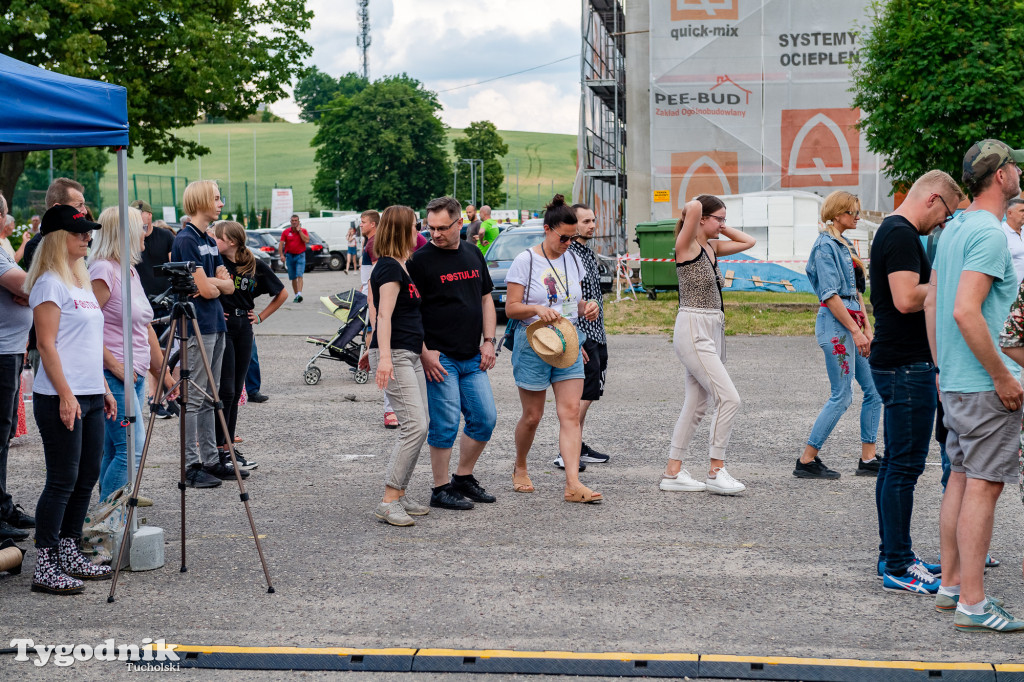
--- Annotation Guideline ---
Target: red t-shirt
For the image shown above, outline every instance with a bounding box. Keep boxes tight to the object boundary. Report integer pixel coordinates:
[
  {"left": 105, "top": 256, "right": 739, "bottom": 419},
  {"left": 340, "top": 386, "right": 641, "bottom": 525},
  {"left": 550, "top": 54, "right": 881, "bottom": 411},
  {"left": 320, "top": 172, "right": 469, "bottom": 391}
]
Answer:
[{"left": 280, "top": 227, "right": 308, "bottom": 255}]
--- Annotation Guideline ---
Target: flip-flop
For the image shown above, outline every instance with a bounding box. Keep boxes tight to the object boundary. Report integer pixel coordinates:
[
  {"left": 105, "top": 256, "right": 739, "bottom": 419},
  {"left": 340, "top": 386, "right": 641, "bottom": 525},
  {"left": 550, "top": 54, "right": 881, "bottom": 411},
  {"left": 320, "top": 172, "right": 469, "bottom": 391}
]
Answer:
[
  {"left": 513, "top": 464, "right": 534, "bottom": 493},
  {"left": 564, "top": 484, "right": 603, "bottom": 504}
]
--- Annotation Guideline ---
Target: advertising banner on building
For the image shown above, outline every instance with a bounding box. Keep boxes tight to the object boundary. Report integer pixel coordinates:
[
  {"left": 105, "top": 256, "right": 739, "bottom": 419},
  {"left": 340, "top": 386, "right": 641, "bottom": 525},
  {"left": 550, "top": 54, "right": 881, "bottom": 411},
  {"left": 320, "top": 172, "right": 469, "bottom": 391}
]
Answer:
[{"left": 650, "top": 0, "right": 890, "bottom": 222}]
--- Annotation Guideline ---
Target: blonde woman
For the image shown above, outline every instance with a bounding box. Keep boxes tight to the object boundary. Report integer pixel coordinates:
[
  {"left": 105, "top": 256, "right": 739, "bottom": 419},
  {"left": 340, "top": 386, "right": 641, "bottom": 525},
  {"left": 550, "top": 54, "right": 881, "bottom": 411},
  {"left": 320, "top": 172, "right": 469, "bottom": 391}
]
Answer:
[
  {"left": 89, "top": 206, "right": 176, "bottom": 500},
  {"left": 796, "top": 191, "right": 882, "bottom": 479},
  {"left": 25, "top": 205, "right": 118, "bottom": 594},
  {"left": 367, "top": 205, "right": 430, "bottom": 527}
]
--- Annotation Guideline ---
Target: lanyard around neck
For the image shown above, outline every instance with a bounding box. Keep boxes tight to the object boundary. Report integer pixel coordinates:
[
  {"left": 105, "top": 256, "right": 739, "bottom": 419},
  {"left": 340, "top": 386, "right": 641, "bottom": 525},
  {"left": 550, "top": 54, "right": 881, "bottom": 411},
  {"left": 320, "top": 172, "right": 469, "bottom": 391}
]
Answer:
[{"left": 540, "top": 244, "right": 570, "bottom": 298}]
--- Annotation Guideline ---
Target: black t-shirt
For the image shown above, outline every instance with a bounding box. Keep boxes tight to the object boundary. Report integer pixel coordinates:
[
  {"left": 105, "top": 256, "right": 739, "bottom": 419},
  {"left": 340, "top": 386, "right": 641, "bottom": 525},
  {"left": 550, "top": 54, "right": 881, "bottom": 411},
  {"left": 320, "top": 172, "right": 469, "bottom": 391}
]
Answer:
[
  {"left": 369, "top": 256, "right": 423, "bottom": 353},
  {"left": 408, "top": 241, "right": 494, "bottom": 360},
  {"left": 218, "top": 257, "right": 285, "bottom": 312},
  {"left": 138, "top": 226, "right": 176, "bottom": 297},
  {"left": 869, "top": 215, "right": 932, "bottom": 368}
]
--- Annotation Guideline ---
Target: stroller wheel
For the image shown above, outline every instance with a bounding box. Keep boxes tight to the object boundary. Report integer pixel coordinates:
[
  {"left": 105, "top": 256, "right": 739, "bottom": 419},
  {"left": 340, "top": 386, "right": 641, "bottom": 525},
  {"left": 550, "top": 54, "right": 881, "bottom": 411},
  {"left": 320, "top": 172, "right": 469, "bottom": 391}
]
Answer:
[
  {"left": 303, "top": 366, "right": 322, "bottom": 385},
  {"left": 354, "top": 369, "right": 369, "bottom": 385}
]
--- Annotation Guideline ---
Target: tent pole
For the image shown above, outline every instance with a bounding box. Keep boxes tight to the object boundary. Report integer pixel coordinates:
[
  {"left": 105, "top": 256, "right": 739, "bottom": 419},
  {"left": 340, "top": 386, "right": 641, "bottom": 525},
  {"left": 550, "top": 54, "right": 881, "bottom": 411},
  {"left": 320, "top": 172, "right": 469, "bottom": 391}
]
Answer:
[{"left": 116, "top": 147, "right": 138, "bottom": 566}]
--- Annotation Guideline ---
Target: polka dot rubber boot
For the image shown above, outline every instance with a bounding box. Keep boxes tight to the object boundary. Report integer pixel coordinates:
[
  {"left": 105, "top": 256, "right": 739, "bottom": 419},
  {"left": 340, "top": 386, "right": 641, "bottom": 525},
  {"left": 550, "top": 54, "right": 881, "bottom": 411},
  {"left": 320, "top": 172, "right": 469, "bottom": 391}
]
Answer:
[
  {"left": 58, "top": 537, "right": 112, "bottom": 581},
  {"left": 31, "top": 546, "right": 85, "bottom": 595}
]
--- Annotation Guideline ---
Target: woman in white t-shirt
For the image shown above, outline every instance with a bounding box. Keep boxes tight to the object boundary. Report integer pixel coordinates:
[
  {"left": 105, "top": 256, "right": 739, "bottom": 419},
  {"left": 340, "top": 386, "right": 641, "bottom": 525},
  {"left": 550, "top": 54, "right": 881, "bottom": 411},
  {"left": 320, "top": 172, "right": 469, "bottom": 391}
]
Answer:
[
  {"left": 505, "top": 195, "right": 601, "bottom": 504},
  {"left": 89, "top": 206, "right": 177, "bottom": 501},
  {"left": 24, "top": 205, "right": 117, "bottom": 595}
]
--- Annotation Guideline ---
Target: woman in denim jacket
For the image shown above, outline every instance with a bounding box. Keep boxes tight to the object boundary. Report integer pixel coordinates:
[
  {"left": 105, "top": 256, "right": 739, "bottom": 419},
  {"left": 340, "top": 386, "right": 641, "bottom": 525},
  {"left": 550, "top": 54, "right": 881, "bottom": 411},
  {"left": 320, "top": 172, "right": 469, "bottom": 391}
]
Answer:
[{"left": 797, "top": 191, "right": 882, "bottom": 479}]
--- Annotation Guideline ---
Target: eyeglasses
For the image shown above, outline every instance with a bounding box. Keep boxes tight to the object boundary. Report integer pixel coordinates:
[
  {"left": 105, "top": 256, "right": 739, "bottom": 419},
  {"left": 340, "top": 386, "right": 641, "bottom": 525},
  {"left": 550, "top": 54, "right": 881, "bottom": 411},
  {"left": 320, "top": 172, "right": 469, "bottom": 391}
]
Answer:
[
  {"left": 75, "top": 231, "right": 92, "bottom": 240},
  {"left": 548, "top": 227, "right": 578, "bottom": 243},
  {"left": 844, "top": 210, "right": 861, "bottom": 218},
  {"left": 703, "top": 214, "right": 727, "bottom": 224},
  {"left": 935, "top": 194, "right": 956, "bottom": 223},
  {"left": 427, "top": 217, "right": 460, "bottom": 232}
]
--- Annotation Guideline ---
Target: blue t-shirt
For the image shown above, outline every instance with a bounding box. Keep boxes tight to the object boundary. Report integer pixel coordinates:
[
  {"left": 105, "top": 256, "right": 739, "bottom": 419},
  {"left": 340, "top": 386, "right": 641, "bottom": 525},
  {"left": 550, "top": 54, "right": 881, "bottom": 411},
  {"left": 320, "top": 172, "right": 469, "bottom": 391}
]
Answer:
[
  {"left": 171, "top": 223, "right": 227, "bottom": 336},
  {"left": 934, "top": 210, "right": 1020, "bottom": 392}
]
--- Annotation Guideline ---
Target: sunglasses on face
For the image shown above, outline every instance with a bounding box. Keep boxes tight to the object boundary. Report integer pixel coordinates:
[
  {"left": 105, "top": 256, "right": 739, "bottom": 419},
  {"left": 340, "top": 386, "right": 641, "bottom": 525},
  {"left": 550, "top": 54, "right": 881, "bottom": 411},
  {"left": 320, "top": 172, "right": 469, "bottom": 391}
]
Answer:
[{"left": 548, "top": 227, "right": 577, "bottom": 243}]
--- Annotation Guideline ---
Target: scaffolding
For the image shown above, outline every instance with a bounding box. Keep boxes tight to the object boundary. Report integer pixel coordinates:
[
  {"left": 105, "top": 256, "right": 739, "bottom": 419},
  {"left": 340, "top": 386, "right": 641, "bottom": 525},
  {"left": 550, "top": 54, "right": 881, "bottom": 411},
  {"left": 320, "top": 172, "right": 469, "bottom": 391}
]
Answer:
[{"left": 577, "top": 0, "right": 627, "bottom": 255}]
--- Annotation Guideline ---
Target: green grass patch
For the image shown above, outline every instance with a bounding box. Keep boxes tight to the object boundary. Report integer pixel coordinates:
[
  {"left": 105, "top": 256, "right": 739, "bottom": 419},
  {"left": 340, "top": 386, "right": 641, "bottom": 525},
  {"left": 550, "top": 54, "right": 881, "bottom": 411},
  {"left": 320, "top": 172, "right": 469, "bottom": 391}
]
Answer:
[
  {"left": 604, "top": 291, "right": 819, "bottom": 336},
  {"left": 102, "top": 123, "right": 577, "bottom": 214}
]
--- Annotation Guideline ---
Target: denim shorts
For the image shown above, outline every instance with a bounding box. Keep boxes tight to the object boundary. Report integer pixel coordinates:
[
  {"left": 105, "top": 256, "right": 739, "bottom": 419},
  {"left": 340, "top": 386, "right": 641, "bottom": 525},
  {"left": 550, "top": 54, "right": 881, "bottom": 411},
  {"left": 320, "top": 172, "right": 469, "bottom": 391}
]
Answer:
[
  {"left": 425, "top": 353, "right": 497, "bottom": 448},
  {"left": 285, "top": 252, "right": 306, "bottom": 280},
  {"left": 510, "top": 324, "right": 584, "bottom": 391}
]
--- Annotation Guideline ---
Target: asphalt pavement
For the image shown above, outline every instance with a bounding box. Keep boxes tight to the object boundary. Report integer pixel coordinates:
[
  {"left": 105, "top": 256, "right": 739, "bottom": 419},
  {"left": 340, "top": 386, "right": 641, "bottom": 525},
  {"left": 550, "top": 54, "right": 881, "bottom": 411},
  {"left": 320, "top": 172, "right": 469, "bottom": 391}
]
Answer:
[{"left": 2, "top": 267, "right": 1023, "bottom": 678}]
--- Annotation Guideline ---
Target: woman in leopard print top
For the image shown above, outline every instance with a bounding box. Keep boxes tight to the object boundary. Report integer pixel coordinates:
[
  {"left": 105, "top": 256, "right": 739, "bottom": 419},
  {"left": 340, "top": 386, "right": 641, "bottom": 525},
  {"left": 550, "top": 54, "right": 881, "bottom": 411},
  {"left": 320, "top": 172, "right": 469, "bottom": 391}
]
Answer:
[{"left": 660, "top": 195, "right": 756, "bottom": 497}]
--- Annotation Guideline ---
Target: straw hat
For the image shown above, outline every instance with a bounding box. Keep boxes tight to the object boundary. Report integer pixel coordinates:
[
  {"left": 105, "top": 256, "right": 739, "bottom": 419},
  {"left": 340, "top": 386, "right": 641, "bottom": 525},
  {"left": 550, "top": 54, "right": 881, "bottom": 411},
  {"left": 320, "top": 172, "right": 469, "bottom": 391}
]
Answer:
[{"left": 526, "top": 317, "right": 579, "bottom": 368}]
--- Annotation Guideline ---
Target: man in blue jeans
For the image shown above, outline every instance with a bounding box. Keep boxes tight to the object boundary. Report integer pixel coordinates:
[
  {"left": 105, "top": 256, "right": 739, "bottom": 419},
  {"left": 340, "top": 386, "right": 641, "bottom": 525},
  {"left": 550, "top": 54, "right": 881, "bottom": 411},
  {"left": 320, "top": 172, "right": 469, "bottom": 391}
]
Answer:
[
  {"left": 408, "top": 196, "right": 498, "bottom": 510},
  {"left": 869, "top": 170, "right": 964, "bottom": 595}
]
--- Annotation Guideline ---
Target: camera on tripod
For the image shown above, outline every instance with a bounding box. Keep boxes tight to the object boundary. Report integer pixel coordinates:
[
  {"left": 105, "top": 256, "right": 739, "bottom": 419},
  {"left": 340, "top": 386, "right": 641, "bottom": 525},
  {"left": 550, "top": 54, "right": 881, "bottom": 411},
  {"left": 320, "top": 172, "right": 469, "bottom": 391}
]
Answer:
[{"left": 155, "top": 261, "right": 199, "bottom": 296}]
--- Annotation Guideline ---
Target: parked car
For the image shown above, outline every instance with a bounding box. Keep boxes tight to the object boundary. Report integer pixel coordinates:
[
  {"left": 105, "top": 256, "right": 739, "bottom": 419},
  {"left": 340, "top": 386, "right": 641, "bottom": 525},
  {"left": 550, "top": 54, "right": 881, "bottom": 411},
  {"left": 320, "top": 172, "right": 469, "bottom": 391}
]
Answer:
[
  {"left": 248, "top": 245, "right": 274, "bottom": 272},
  {"left": 485, "top": 224, "right": 546, "bottom": 318},
  {"left": 246, "top": 231, "right": 283, "bottom": 272},
  {"left": 246, "top": 228, "right": 330, "bottom": 272},
  {"left": 274, "top": 215, "right": 361, "bottom": 271}
]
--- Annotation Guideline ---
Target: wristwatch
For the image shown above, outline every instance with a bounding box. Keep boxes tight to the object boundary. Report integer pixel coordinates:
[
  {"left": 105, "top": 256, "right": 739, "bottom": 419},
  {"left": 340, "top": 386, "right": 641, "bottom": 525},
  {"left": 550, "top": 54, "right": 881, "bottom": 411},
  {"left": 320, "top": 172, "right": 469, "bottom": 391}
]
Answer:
[{"left": 484, "top": 337, "right": 497, "bottom": 345}]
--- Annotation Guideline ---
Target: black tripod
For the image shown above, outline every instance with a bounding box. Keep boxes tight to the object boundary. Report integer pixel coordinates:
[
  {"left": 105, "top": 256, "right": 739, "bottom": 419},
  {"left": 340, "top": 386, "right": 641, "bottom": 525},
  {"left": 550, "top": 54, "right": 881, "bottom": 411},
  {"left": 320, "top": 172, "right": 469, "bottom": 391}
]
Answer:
[{"left": 108, "top": 291, "right": 274, "bottom": 601}]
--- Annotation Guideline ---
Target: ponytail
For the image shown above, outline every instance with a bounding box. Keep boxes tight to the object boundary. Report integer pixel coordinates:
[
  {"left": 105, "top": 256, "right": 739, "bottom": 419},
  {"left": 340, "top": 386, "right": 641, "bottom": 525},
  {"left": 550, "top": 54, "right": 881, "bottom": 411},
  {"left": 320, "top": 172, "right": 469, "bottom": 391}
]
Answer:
[{"left": 213, "top": 221, "right": 256, "bottom": 277}]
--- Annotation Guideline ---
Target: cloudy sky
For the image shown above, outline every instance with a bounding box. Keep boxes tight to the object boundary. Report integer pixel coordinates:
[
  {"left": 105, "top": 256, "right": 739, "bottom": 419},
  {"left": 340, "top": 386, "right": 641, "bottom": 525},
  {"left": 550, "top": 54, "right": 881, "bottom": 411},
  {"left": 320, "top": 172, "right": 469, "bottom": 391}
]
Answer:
[{"left": 268, "top": 0, "right": 582, "bottom": 134}]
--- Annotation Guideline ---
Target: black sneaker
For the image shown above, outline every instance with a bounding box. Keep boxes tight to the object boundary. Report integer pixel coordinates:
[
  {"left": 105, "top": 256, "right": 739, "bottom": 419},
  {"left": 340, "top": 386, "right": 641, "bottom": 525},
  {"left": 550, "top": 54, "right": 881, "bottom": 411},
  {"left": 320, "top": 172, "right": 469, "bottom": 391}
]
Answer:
[
  {"left": 151, "top": 402, "right": 172, "bottom": 419},
  {"left": 247, "top": 391, "right": 269, "bottom": 404},
  {"left": 793, "top": 456, "right": 841, "bottom": 479},
  {"left": 856, "top": 457, "right": 881, "bottom": 477},
  {"left": 429, "top": 484, "right": 474, "bottom": 510},
  {"left": 219, "top": 448, "right": 258, "bottom": 470},
  {"left": 553, "top": 454, "right": 586, "bottom": 472},
  {"left": 0, "top": 520, "right": 28, "bottom": 541},
  {"left": 204, "top": 462, "right": 249, "bottom": 480},
  {"left": 7, "top": 503, "right": 35, "bottom": 528},
  {"left": 184, "top": 464, "right": 222, "bottom": 488},
  {"left": 580, "top": 442, "right": 610, "bottom": 464},
  {"left": 450, "top": 474, "right": 496, "bottom": 503},
  {"left": 165, "top": 400, "right": 180, "bottom": 417}
]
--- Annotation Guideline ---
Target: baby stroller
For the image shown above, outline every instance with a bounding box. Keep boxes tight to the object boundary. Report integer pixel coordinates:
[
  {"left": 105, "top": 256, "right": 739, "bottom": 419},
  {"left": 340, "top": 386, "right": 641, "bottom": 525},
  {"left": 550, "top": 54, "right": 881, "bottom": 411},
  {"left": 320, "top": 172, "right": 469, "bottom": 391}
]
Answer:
[{"left": 303, "top": 289, "right": 369, "bottom": 385}]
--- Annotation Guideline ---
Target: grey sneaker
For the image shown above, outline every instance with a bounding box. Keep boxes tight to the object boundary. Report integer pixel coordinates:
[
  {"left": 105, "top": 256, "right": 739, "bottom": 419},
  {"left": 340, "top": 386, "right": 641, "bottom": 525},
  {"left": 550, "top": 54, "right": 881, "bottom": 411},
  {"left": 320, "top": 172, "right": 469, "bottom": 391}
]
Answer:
[
  {"left": 399, "top": 495, "right": 430, "bottom": 516},
  {"left": 936, "top": 592, "right": 1004, "bottom": 612},
  {"left": 953, "top": 599, "right": 1024, "bottom": 633},
  {"left": 374, "top": 501, "right": 415, "bottom": 527}
]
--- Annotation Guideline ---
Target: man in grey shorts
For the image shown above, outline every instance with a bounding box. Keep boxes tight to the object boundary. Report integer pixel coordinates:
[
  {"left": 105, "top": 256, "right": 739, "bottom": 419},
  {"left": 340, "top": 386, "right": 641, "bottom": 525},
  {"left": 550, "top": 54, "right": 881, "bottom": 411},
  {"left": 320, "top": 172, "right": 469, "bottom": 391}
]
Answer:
[{"left": 926, "top": 139, "right": 1024, "bottom": 632}]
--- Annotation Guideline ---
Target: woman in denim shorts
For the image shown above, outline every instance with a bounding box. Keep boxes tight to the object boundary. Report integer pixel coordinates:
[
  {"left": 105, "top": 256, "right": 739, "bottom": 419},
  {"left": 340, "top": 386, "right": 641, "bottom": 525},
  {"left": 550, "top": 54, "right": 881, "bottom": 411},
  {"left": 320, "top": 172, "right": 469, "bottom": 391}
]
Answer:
[
  {"left": 797, "top": 191, "right": 882, "bottom": 479},
  {"left": 505, "top": 195, "right": 601, "bottom": 504}
]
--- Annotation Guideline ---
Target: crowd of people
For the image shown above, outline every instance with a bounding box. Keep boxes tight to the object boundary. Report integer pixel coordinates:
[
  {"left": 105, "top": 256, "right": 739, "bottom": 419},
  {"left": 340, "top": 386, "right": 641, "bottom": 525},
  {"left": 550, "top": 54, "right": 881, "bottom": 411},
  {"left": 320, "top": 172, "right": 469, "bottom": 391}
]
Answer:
[{"left": 5, "top": 140, "right": 1024, "bottom": 635}]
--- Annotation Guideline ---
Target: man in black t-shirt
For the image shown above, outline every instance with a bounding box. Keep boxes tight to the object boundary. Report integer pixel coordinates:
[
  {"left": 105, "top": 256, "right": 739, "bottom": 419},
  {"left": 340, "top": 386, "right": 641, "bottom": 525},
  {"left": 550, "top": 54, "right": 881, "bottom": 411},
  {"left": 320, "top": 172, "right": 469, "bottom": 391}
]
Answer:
[
  {"left": 135, "top": 200, "right": 175, "bottom": 298},
  {"left": 408, "top": 196, "right": 498, "bottom": 511},
  {"left": 868, "top": 170, "right": 964, "bottom": 591}
]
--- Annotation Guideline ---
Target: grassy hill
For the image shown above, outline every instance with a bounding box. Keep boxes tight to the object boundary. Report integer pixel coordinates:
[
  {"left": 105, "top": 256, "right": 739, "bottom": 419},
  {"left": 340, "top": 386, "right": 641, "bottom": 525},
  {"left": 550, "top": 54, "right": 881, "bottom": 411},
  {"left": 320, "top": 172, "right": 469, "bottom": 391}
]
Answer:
[{"left": 101, "top": 122, "right": 577, "bottom": 216}]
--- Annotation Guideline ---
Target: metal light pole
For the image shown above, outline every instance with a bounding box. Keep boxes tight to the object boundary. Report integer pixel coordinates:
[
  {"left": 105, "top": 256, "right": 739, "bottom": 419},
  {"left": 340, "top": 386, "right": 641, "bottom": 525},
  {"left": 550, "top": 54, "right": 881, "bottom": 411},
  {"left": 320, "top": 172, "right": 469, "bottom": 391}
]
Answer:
[
  {"left": 335, "top": 179, "right": 340, "bottom": 211},
  {"left": 460, "top": 158, "right": 483, "bottom": 206}
]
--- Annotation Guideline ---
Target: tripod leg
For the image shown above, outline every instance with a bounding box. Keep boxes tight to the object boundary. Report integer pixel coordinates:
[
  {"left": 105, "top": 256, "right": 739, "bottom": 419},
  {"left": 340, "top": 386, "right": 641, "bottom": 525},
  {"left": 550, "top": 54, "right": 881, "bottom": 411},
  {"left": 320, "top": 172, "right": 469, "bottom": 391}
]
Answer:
[
  {"left": 108, "top": 316, "right": 180, "bottom": 603},
  {"left": 188, "top": 317, "right": 275, "bottom": 593},
  {"left": 177, "top": 319, "right": 190, "bottom": 573}
]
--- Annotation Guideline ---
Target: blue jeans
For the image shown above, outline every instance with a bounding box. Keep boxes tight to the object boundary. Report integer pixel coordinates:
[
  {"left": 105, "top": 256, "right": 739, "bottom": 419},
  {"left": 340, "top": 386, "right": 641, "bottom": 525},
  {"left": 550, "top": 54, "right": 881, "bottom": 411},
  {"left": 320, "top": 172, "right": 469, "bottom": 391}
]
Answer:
[
  {"left": 245, "top": 342, "right": 261, "bottom": 394},
  {"left": 285, "top": 252, "right": 305, "bottom": 281},
  {"left": 100, "top": 370, "right": 146, "bottom": 500},
  {"left": 871, "top": 362, "right": 937, "bottom": 575},
  {"left": 807, "top": 311, "right": 882, "bottom": 449},
  {"left": 425, "top": 353, "right": 497, "bottom": 448}
]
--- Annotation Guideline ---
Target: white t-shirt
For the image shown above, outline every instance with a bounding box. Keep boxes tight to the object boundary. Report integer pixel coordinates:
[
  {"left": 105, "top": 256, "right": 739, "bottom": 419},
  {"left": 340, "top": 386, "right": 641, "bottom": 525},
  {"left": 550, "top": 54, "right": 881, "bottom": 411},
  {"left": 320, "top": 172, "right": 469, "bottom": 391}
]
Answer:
[
  {"left": 1002, "top": 221, "right": 1024, "bottom": 285},
  {"left": 505, "top": 247, "right": 584, "bottom": 324},
  {"left": 29, "top": 271, "right": 106, "bottom": 396}
]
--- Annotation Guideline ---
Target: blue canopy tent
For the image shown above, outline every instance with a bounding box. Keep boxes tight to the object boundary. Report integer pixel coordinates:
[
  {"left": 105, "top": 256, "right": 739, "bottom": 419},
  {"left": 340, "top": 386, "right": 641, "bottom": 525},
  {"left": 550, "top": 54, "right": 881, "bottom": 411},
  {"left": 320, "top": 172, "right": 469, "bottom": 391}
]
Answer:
[{"left": 0, "top": 54, "right": 140, "bottom": 530}]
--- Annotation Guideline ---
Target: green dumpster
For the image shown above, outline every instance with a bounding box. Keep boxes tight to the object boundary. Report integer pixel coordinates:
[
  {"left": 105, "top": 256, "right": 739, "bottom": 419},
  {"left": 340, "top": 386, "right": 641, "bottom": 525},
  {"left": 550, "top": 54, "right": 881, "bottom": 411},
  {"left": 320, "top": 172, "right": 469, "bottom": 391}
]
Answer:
[{"left": 635, "top": 220, "right": 678, "bottom": 299}]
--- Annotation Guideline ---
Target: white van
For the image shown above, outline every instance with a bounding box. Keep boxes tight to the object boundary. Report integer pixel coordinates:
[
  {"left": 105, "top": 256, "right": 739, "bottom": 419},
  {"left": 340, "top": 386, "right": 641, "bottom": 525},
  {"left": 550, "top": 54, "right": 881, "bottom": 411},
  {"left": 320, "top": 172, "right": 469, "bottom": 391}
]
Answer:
[{"left": 275, "top": 214, "right": 361, "bottom": 270}]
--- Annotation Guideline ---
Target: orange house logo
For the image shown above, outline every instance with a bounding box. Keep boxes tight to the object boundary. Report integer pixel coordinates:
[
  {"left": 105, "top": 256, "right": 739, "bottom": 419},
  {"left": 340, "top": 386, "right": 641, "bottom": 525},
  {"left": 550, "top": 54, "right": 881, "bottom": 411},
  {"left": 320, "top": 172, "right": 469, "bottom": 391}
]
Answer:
[
  {"left": 781, "top": 108, "right": 860, "bottom": 188},
  {"left": 671, "top": 151, "right": 739, "bottom": 208},
  {"left": 671, "top": 0, "right": 739, "bottom": 21}
]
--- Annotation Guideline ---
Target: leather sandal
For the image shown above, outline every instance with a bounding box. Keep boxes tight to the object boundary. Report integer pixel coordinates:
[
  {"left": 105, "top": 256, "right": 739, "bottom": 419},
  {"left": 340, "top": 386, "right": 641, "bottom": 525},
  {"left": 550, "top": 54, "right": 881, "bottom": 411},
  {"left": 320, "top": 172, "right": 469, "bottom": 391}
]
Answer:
[
  {"left": 564, "top": 484, "right": 603, "bottom": 504},
  {"left": 512, "top": 464, "right": 534, "bottom": 493}
]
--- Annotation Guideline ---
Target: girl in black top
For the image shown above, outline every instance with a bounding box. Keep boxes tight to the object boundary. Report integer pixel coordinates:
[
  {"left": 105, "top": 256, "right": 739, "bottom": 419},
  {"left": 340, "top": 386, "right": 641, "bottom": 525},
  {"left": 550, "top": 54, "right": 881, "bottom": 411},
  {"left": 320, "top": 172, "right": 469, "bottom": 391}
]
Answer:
[
  {"left": 366, "top": 205, "right": 429, "bottom": 527},
  {"left": 210, "top": 221, "right": 287, "bottom": 469}
]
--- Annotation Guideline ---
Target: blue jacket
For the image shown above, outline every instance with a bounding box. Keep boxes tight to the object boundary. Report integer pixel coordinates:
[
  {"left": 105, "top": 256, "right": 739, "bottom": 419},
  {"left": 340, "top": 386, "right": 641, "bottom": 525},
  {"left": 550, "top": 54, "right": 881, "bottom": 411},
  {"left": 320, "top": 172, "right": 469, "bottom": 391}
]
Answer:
[{"left": 805, "top": 231, "right": 861, "bottom": 310}]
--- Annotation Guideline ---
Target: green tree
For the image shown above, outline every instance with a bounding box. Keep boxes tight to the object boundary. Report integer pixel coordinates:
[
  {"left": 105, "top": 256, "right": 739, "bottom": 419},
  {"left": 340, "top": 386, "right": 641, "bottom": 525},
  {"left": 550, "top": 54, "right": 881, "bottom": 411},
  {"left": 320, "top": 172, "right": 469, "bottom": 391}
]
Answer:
[
  {"left": 851, "top": 1, "right": 1024, "bottom": 194},
  {"left": 311, "top": 75, "right": 448, "bottom": 209},
  {"left": 22, "top": 148, "right": 110, "bottom": 209},
  {"left": 0, "top": 0, "right": 313, "bottom": 201},
  {"left": 294, "top": 67, "right": 368, "bottom": 122},
  {"left": 248, "top": 205, "right": 259, "bottom": 229},
  {"left": 451, "top": 121, "right": 509, "bottom": 208}
]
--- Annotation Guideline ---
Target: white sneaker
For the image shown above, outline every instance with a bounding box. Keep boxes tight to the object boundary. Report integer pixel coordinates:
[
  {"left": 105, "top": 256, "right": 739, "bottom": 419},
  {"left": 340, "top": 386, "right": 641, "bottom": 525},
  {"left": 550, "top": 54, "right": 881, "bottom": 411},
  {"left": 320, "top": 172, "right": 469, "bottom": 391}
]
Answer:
[
  {"left": 705, "top": 467, "right": 746, "bottom": 495},
  {"left": 659, "top": 469, "right": 706, "bottom": 492}
]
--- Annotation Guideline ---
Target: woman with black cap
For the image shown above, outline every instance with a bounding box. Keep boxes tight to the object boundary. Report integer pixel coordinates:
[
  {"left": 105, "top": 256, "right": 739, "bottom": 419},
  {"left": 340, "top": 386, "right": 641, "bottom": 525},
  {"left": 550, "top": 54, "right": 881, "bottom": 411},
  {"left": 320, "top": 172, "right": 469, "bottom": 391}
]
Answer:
[{"left": 23, "top": 205, "right": 117, "bottom": 594}]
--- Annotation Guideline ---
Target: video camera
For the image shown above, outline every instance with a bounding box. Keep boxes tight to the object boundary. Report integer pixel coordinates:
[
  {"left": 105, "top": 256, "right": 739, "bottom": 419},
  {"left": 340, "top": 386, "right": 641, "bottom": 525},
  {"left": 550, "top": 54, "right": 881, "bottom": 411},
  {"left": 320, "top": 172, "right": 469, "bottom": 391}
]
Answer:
[{"left": 155, "top": 261, "right": 199, "bottom": 296}]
